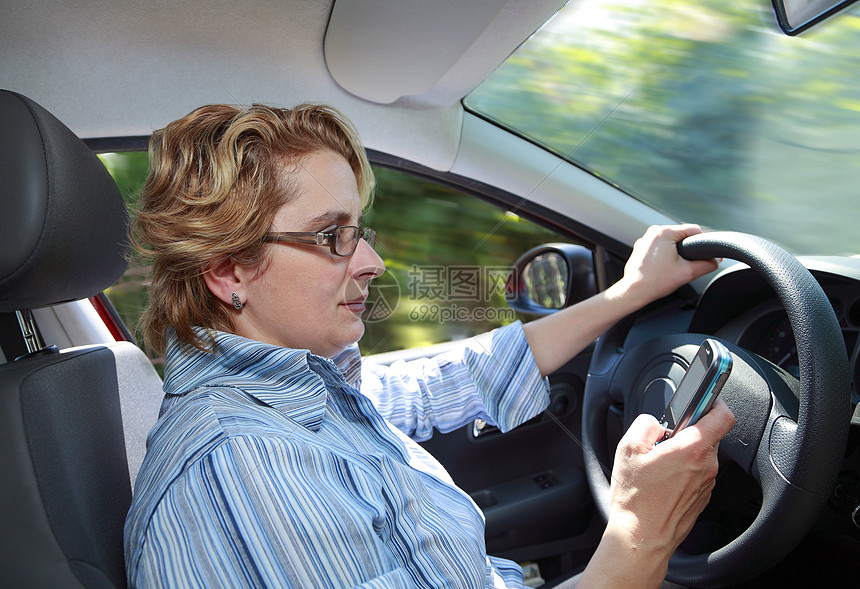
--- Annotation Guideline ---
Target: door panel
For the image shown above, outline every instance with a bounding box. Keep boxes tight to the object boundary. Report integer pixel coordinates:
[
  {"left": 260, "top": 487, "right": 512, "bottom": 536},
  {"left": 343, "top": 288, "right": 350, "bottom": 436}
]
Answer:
[{"left": 420, "top": 353, "right": 597, "bottom": 558}]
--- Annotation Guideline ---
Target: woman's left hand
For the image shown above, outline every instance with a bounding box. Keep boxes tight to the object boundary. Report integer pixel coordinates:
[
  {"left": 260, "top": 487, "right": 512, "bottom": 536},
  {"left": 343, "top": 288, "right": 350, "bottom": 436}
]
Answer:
[
  {"left": 524, "top": 224, "right": 720, "bottom": 376},
  {"left": 614, "top": 224, "right": 720, "bottom": 309}
]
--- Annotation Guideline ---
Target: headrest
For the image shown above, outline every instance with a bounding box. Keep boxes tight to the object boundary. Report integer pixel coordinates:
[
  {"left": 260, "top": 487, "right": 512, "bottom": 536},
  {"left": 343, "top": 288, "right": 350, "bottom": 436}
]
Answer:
[{"left": 0, "top": 90, "right": 129, "bottom": 312}]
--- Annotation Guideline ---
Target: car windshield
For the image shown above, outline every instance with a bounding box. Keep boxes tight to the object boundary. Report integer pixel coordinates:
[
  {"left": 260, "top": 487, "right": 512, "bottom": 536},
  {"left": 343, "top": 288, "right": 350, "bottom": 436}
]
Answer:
[{"left": 466, "top": 0, "right": 860, "bottom": 255}]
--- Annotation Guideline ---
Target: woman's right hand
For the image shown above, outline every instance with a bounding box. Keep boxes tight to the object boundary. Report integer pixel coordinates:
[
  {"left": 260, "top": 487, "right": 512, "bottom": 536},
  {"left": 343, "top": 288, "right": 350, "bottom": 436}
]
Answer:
[{"left": 577, "top": 399, "right": 735, "bottom": 588}]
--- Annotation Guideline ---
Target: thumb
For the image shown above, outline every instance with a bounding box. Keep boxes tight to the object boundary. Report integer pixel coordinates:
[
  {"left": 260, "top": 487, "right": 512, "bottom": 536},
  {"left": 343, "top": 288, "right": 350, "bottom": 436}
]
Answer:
[
  {"left": 678, "top": 398, "right": 735, "bottom": 447},
  {"left": 619, "top": 413, "right": 665, "bottom": 453}
]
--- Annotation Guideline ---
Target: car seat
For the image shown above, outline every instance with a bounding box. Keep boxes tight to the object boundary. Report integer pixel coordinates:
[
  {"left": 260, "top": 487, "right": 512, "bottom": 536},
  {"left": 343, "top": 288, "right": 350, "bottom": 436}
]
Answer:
[{"left": 0, "top": 89, "right": 160, "bottom": 588}]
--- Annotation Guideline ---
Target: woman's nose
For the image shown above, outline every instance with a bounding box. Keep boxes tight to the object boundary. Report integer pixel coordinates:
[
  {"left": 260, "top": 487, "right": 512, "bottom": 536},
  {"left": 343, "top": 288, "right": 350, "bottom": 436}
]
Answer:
[{"left": 350, "top": 237, "right": 385, "bottom": 279}]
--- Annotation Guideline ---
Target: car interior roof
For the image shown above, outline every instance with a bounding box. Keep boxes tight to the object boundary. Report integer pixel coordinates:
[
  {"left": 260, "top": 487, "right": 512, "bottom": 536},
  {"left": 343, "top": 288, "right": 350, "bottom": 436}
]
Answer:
[{"left": 1, "top": 0, "right": 563, "bottom": 172}]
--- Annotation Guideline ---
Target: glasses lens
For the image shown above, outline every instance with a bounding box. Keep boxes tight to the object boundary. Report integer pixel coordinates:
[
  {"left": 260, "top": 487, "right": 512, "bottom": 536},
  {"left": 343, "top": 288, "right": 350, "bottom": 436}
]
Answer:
[
  {"left": 362, "top": 227, "right": 377, "bottom": 249},
  {"left": 334, "top": 226, "right": 358, "bottom": 256},
  {"left": 334, "top": 226, "right": 376, "bottom": 255}
]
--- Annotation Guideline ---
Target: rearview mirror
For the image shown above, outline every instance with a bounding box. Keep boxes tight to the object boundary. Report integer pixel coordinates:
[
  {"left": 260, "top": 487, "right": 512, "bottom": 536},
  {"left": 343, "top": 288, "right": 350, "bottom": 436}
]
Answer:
[
  {"left": 506, "top": 244, "right": 597, "bottom": 315},
  {"left": 772, "top": 0, "right": 859, "bottom": 35}
]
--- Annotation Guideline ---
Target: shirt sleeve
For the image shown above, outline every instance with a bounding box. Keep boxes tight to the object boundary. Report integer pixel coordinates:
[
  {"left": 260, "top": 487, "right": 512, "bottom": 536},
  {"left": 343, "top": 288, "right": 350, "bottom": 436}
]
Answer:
[
  {"left": 131, "top": 436, "right": 416, "bottom": 589},
  {"left": 360, "top": 321, "right": 550, "bottom": 442}
]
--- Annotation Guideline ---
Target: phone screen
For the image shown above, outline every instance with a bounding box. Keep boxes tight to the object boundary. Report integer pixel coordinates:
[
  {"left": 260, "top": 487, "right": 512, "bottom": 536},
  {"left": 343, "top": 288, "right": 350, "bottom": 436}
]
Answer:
[
  {"left": 661, "top": 350, "right": 710, "bottom": 431},
  {"left": 659, "top": 339, "right": 731, "bottom": 440}
]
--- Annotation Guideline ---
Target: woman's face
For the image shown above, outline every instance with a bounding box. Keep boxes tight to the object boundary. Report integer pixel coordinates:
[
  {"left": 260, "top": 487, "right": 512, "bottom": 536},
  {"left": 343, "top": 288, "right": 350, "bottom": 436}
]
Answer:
[{"left": 233, "top": 150, "right": 385, "bottom": 357}]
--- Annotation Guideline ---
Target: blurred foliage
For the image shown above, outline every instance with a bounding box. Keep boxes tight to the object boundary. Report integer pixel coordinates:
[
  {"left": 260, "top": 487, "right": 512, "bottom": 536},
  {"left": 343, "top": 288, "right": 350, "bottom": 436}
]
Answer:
[
  {"left": 467, "top": 0, "right": 860, "bottom": 255},
  {"left": 361, "top": 167, "right": 562, "bottom": 353},
  {"left": 98, "top": 152, "right": 160, "bottom": 368},
  {"left": 98, "top": 153, "right": 563, "bottom": 359},
  {"left": 99, "top": 152, "right": 148, "bottom": 206}
]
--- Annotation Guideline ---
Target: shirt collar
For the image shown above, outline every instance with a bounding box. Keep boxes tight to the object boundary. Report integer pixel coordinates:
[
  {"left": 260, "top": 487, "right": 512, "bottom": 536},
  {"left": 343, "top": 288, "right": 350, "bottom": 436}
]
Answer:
[
  {"left": 331, "top": 343, "right": 363, "bottom": 388},
  {"left": 162, "top": 329, "right": 353, "bottom": 432}
]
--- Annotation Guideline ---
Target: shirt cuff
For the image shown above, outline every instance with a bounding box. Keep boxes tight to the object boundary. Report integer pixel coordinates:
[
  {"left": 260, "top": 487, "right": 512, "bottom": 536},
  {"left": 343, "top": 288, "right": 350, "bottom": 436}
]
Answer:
[{"left": 462, "top": 320, "right": 550, "bottom": 433}]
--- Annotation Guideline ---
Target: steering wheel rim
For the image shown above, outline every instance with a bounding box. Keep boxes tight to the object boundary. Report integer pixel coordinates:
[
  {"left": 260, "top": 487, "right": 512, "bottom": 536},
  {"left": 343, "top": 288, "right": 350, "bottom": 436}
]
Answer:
[{"left": 582, "top": 231, "right": 851, "bottom": 588}]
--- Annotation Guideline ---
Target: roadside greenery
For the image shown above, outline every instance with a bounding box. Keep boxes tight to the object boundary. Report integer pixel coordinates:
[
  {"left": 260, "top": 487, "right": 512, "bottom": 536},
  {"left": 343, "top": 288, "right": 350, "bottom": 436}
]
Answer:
[{"left": 467, "top": 0, "right": 860, "bottom": 255}]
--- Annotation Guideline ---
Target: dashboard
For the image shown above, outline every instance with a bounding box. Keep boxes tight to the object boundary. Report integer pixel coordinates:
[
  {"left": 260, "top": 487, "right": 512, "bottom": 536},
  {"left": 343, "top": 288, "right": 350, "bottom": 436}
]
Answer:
[
  {"left": 733, "top": 291, "right": 859, "bottom": 403},
  {"left": 689, "top": 256, "right": 860, "bottom": 406}
]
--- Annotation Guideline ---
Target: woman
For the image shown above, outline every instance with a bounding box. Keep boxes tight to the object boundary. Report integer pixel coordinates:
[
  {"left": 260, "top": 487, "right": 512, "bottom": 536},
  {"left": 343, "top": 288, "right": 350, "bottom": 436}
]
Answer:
[{"left": 124, "top": 103, "right": 734, "bottom": 588}]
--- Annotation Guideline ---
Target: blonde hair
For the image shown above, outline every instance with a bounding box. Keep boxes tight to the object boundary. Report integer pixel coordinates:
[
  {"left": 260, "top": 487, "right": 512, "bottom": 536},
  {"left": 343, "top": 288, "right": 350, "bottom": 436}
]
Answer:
[{"left": 131, "top": 103, "right": 374, "bottom": 354}]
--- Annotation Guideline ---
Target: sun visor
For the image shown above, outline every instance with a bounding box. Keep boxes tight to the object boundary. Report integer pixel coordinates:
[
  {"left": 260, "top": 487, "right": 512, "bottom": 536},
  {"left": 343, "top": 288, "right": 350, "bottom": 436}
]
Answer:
[{"left": 324, "top": 0, "right": 564, "bottom": 105}]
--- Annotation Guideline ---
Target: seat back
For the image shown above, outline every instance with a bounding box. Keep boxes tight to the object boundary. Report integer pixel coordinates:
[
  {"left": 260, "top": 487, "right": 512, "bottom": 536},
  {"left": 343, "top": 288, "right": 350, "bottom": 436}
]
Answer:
[
  {"left": 0, "top": 348, "right": 131, "bottom": 587},
  {"left": 109, "top": 340, "right": 165, "bottom": 488},
  {"left": 0, "top": 90, "right": 132, "bottom": 588}
]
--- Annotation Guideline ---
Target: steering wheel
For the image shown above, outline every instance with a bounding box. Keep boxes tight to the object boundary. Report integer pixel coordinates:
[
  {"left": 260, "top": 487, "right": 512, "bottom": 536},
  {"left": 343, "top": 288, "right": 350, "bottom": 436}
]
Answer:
[{"left": 582, "top": 231, "right": 851, "bottom": 588}]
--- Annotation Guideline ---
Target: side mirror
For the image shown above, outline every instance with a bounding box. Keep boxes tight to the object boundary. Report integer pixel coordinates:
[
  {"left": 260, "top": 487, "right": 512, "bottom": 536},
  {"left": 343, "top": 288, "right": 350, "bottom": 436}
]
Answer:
[{"left": 506, "top": 243, "right": 597, "bottom": 315}]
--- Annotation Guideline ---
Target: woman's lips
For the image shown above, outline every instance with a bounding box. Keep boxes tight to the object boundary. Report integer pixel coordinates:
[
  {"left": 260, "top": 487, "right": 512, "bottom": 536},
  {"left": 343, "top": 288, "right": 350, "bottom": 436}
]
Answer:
[{"left": 342, "top": 296, "right": 367, "bottom": 314}]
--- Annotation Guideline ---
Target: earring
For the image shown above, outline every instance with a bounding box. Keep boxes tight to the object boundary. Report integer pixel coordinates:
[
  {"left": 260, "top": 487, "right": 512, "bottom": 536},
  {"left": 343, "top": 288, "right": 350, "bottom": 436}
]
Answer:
[{"left": 231, "top": 292, "right": 243, "bottom": 310}]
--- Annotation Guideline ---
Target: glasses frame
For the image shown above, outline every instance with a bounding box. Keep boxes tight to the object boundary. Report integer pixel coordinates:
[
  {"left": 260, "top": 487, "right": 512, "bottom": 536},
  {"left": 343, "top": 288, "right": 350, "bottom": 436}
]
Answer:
[{"left": 262, "top": 225, "right": 376, "bottom": 257}]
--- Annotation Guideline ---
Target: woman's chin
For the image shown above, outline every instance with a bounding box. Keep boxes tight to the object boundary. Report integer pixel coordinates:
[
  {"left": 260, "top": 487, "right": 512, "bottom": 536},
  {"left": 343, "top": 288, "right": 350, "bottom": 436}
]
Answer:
[
  {"left": 347, "top": 320, "right": 366, "bottom": 344},
  {"left": 326, "top": 321, "right": 365, "bottom": 357}
]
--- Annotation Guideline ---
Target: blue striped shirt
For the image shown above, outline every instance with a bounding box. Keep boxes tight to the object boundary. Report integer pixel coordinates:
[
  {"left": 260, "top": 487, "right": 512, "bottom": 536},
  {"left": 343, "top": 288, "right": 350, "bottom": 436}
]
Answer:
[{"left": 125, "top": 321, "right": 550, "bottom": 588}]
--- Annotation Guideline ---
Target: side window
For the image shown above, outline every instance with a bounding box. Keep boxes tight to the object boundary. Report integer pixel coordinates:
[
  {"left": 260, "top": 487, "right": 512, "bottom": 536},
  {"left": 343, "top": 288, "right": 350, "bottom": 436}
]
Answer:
[
  {"left": 98, "top": 153, "right": 572, "bottom": 362},
  {"left": 97, "top": 153, "right": 159, "bottom": 367},
  {"left": 362, "top": 166, "right": 564, "bottom": 354}
]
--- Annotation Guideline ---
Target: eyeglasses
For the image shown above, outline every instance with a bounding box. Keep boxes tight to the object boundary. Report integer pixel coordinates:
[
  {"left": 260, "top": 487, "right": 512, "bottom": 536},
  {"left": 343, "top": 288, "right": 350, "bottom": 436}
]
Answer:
[{"left": 262, "top": 225, "right": 377, "bottom": 257}]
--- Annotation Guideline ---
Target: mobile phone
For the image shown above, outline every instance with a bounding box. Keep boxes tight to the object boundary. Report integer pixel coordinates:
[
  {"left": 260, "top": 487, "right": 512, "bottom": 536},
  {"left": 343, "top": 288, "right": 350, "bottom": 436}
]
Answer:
[{"left": 659, "top": 339, "right": 732, "bottom": 441}]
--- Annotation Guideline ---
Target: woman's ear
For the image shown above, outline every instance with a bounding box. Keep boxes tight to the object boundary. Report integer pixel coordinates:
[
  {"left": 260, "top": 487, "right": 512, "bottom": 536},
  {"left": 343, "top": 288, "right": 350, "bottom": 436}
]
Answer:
[{"left": 203, "top": 258, "right": 243, "bottom": 308}]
